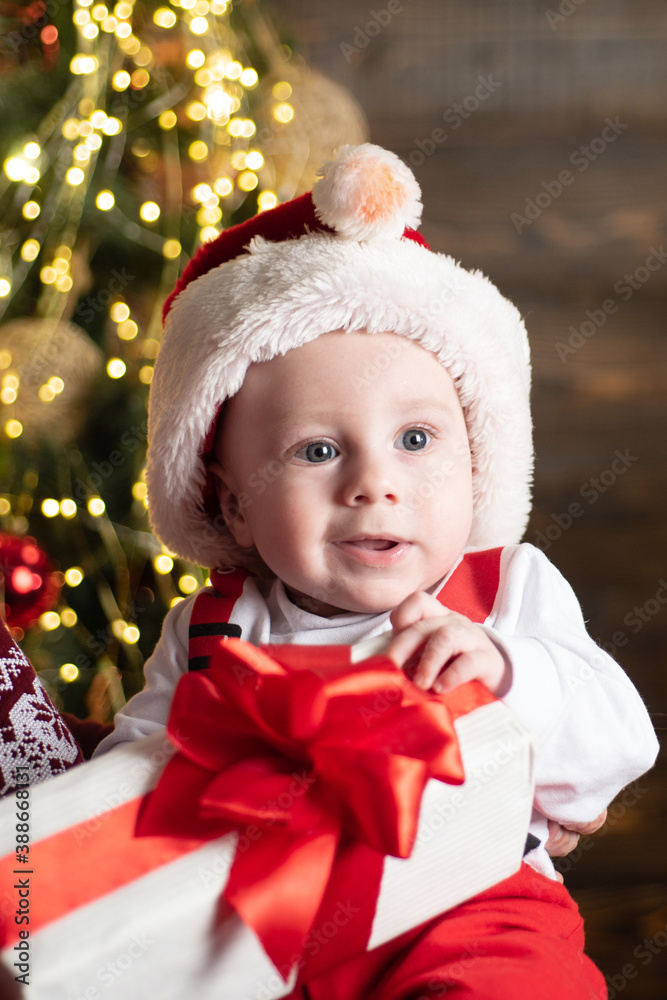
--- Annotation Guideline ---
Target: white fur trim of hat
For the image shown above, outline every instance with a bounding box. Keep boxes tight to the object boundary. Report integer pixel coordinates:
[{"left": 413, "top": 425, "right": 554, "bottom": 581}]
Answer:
[{"left": 147, "top": 143, "right": 533, "bottom": 570}]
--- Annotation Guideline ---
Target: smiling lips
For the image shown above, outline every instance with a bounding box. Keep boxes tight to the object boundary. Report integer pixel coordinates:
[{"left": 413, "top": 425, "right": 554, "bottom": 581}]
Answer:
[
  {"left": 335, "top": 536, "right": 411, "bottom": 566},
  {"left": 350, "top": 538, "right": 396, "bottom": 550}
]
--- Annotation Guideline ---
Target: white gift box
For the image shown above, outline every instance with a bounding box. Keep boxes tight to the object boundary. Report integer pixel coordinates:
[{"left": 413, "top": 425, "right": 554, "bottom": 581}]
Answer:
[{"left": 0, "top": 692, "right": 534, "bottom": 1000}]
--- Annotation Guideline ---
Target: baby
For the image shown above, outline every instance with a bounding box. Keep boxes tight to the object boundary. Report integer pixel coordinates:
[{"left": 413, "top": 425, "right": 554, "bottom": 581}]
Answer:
[{"left": 96, "top": 144, "right": 658, "bottom": 999}]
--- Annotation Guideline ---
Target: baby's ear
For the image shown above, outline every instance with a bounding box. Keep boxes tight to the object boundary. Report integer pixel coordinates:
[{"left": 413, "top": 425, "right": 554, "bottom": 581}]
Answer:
[{"left": 207, "top": 459, "right": 255, "bottom": 549}]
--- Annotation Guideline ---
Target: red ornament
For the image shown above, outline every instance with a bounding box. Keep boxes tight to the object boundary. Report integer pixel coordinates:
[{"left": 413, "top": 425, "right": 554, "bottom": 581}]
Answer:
[{"left": 0, "top": 532, "right": 61, "bottom": 630}]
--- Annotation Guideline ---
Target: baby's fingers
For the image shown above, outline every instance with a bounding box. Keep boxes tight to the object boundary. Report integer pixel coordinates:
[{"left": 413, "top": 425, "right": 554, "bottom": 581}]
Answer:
[
  {"left": 546, "top": 820, "right": 581, "bottom": 858},
  {"left": 431, "top": 650, "right": 488, "bottom": 694},
  {"left": 383, "top": 623, "right": 434, "bottom": 679},
  {"left": 389, "top": 591, "right": 446, "bottom": 632},
  {"left": 411, "top": 627, "right": 462, "bottom": 689},
  {"left": 561, "top": 809, "right": 608, "bottom": 837},
  {"left": 385, "top": 620, "right": 462, "bottom": 689}
]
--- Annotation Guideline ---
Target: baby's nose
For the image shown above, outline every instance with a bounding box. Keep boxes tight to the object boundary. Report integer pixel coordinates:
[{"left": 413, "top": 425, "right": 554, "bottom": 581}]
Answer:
[{"left": 341, "top": 456, "right": 400, "bottom": 505}]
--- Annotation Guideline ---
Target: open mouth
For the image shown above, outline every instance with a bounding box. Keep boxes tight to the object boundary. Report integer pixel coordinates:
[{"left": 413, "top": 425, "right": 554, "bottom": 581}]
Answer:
[
  {"left": 348, "top": 538, "right": 399, "bottom": 551},
  {"left": 335, "top": 536, "right": 409, "bottom": 566}
]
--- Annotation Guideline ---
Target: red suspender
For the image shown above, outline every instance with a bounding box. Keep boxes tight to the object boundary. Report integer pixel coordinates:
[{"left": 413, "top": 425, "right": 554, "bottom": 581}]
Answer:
[
  {"left": 188, "top": 549, "right": 503, "bottom": 670},
  {"left": 187, "top": 568, "right": 248, "bottom": 672},
  {"left": 436, "top": 548, "right": 503, "bottom": 623}
]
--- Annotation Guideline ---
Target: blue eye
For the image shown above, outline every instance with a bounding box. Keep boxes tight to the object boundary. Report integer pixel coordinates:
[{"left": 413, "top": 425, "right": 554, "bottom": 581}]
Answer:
[
  {"left": 400, "top": 429, "right": 429, "bottom": 451},
  {"left": 301, "top": 441, "right": 338, "bottom": 463}
]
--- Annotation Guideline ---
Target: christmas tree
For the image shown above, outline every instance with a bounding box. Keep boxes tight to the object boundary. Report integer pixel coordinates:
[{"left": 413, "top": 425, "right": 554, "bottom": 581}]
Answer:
[{"left": 0, "top": 0, "right": 367, "bottom": 724}]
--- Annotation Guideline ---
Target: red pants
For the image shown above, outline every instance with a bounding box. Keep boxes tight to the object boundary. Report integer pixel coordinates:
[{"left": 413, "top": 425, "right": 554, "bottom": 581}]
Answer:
[{"left": 288, "top": 864, "right": 607, "bottom": 1000}]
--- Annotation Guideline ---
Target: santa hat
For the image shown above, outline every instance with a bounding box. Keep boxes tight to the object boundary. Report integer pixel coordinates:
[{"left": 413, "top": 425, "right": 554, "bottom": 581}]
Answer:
[{"left": 147, "top": 144, "right": 532, "bottom": 571}]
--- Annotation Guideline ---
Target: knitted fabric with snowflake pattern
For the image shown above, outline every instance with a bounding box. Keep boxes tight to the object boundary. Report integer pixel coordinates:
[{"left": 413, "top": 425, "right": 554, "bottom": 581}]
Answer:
[{"left": 0, "top": 619, "right": 82, "bottom": 797}]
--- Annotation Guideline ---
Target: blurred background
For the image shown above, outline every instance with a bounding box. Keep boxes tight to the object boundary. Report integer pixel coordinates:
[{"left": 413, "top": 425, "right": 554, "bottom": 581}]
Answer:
[{"left": 0, "top": 0, "right": 665, "bottom": 994}]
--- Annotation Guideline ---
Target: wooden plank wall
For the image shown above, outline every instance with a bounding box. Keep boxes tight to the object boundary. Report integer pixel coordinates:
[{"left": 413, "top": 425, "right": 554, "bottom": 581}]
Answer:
[{"left": 270, "top": 0, "right": 667, "bottom": 125}]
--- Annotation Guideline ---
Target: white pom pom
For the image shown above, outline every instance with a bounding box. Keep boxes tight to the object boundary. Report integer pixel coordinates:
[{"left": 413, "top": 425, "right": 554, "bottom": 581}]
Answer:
[{"left": 312, "top": 143, "right": 422, "bottom": 241}]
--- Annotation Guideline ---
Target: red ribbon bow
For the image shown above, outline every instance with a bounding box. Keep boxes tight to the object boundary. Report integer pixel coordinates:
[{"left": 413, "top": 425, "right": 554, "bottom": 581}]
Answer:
[{"left": 138, "top": 638, "right": 472, "bottom": 976}]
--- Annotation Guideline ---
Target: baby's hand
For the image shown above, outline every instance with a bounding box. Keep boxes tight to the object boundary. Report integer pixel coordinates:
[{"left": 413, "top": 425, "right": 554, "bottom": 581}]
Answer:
[
  {"left": 545, "top": 809, "right": 608, "bottom": 858},
  {"left": 385, "top": 591, "right": 510, "bottom": 695}
]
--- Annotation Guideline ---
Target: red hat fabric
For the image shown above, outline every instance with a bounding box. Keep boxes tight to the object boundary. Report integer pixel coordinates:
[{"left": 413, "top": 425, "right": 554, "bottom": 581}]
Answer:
[{"left": 163, "top": 166, "right": 430, "bottom": 322}]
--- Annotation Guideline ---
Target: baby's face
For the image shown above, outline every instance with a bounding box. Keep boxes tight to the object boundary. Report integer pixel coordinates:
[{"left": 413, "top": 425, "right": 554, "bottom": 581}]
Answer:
[{"left": 212, "top": 331, "right": 473, "bottom": 616}]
